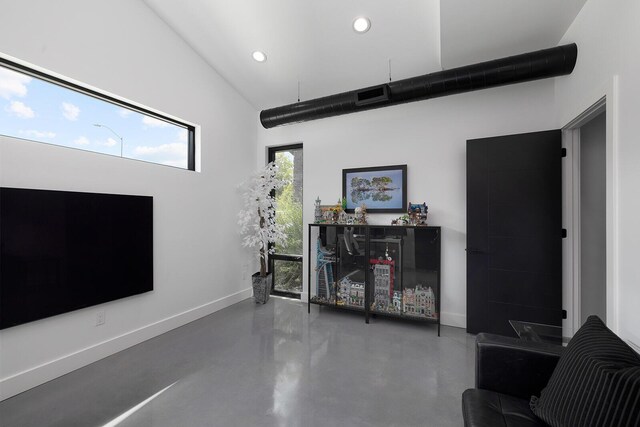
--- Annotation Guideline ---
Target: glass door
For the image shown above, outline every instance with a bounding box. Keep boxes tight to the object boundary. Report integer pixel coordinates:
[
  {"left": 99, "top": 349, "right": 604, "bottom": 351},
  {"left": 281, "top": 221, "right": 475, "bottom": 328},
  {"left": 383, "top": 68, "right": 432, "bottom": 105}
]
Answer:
[{"left": 269, "top": 144, "right": 303, "bottom": 298}]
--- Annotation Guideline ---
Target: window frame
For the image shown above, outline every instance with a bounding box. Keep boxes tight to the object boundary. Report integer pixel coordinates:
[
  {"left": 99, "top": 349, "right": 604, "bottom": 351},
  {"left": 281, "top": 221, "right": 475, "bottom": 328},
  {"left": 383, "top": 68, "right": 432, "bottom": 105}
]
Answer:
[
  {"left": 0, "top": 55, "right": 196, "bottom": 171},
  {"left": 268, "top": 143, "right": 304, "bottom": 299}
]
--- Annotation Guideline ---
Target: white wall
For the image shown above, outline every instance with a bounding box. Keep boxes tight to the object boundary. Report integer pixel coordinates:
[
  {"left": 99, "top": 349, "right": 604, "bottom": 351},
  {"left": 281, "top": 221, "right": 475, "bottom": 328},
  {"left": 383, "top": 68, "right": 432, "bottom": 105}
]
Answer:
[
  {"left": 257, "top": 80, "right": 557, "bottom": 328},
  {"left": 580, "top": 112, "right": 607, "bottom": 323},
  {"left": 555, "top": 0, "right": 640, "bottom": 350},
  {"left": 0, "top": 0, "right": 256, "bottom": 399}
]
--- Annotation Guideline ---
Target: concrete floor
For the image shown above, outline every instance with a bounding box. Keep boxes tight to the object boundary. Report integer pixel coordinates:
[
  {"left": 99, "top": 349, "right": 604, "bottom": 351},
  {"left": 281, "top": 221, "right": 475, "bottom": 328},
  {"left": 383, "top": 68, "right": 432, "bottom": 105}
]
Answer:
[{"left": 0, "top": 297, "right": 476, "bottom": 427}]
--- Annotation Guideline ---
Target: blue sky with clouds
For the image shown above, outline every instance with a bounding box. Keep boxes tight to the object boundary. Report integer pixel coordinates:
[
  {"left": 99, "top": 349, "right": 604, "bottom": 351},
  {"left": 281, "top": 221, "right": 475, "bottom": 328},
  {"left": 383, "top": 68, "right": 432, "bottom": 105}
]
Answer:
[{"left": 0, "top": 65, "right": 188, "bottom": 168}]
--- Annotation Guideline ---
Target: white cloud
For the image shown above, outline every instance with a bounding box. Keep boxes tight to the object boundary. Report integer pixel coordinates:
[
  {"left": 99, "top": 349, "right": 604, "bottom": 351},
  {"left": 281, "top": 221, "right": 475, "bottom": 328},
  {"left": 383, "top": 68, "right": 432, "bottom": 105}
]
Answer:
[
  {"left": 6, "top": 101, "right": 35, "bottom": 118},
  {"left": 62, "top": 102, "right": 80, "bottom": 121},
  {"left": 118, "top": 108, "right": 132, "bottom": 118},
  {"left": 0, "top": 68, "right": 31, "bottom": 100},
  {"left": 134, "top": 142, "right": 185, "bottom": 156},
  {"left": 73, "top": 136, "right": 90, "bottom": 146},
  {"left": 19, "top": 129, "right": 56, "bottom": 139},
  {"left": 142, "top": 116, "right": 171, "bottom": 128},
  {"left": 104, "top": 137, "right": 118, "bottom": 147}
]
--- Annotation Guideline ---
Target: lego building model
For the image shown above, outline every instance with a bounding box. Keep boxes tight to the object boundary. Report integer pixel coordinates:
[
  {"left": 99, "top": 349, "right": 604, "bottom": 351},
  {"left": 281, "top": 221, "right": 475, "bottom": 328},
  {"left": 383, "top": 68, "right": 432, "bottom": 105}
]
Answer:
[
  {"left": 392, "top": 291, "right": 402, "bottom": 312},
  {"left": 314, "top": 197, "right": 323, "bottom": 223},
  {"left": 338, "top": 277, "right": 365, "bottom": 308},
  {"left": 403, "top": 285, "right": 437, "bottom": 319},
  {"left": 407, "top": 202, "right": 428, "bottom": 226},
  {"left": 312, "top": 237, "right": 336, "bottom": 304},
  {"left": 354, "top": 203, "right": 368, "bottom": 224},
  {"left": 369, "top": 259, "right": 395, "bottom": 311}
]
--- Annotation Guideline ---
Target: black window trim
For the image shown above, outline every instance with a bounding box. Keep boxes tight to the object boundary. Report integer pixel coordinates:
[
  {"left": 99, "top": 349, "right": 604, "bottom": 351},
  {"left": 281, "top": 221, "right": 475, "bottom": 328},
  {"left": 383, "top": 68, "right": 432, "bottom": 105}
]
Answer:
[
  {"left": 0, "top": 56, "right": 197, "bottom": 171},
  {"left": 268, "top": 143, "right": 303, "bottom": 299}
]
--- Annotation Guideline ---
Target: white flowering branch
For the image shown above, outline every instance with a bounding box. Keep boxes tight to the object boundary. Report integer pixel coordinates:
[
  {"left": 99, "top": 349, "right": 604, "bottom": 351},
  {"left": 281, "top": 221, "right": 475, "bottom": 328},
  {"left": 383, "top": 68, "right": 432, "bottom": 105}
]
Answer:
[{"left": 237, "top": 161, "right": 288, "bottom": 277}]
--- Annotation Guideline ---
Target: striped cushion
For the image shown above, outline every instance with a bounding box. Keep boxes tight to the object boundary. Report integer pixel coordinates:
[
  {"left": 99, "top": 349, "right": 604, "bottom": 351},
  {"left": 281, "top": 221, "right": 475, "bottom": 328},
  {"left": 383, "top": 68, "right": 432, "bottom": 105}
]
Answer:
[{"left": 530, "top": 315, "right": 640, "bottom": 427}]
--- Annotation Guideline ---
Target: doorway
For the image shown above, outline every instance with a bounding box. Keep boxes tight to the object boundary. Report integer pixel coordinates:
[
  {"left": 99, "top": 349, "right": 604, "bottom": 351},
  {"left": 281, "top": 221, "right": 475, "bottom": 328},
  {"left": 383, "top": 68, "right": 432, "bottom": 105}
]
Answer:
[
  {"left": 564, "top": 99, "right": 607, "bottom": 333},
  {"left": 268, "top": 144, "right": 303, "bottom": 299}
]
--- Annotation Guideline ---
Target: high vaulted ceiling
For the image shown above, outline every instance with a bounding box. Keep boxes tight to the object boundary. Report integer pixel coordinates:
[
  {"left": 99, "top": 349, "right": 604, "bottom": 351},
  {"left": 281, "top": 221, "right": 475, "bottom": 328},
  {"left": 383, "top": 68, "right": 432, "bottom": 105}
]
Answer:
[{"left": 144, "top": 0, "right": 587, "bottom": 111}]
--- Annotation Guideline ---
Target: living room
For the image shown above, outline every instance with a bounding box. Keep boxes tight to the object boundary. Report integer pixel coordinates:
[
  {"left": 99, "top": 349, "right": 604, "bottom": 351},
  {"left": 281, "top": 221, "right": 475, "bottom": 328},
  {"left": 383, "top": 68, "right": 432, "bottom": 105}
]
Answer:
[{"left": 1, "top": 1, "right": 638, "bottom": 426}]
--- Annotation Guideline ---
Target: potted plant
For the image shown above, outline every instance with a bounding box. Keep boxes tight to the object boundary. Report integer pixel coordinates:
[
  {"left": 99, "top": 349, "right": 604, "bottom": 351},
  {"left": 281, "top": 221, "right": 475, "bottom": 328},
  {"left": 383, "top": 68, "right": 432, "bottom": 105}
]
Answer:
[{"left": 238, "top": 161, "right": 288, "bottom": 304}]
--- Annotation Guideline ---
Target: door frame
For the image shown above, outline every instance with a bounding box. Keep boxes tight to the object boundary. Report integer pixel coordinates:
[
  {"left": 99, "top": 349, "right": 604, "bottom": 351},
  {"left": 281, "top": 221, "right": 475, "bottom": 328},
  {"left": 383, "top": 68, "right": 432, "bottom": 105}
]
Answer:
[
  {"left": 268, "top": 143, "right": 304, "bottom": 299},
  {"left": 561, "top": 83, "right": 619, "bottom": 337}
]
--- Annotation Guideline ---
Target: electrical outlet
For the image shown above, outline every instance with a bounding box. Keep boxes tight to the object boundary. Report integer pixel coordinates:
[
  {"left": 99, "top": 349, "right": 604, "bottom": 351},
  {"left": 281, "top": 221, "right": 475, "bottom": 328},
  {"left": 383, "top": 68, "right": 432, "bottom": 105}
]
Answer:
[
  {"left": 242, "top": 263, "right": 248, "bottom": 280},
  {"left": 96, "top": 310, "right": 106, "bottom": 326}
]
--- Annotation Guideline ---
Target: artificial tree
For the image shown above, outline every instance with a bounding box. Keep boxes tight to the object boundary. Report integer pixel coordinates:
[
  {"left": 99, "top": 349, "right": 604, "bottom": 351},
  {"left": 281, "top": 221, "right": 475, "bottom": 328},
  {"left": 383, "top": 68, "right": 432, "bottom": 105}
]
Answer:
[{"left": 238, "top": 161, "right": 288, "bottom": 303}]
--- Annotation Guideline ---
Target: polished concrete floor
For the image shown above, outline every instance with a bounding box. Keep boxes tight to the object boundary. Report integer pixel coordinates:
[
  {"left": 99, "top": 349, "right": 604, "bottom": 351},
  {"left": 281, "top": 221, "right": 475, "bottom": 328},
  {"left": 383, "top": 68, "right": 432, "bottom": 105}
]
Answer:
[{"left": 0, "top": 297, "right": 476, "bottom": 427}]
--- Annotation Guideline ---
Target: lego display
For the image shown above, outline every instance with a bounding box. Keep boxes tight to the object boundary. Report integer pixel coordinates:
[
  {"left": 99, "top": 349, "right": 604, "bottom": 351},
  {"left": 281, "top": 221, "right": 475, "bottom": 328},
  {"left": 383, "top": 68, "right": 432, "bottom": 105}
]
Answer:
[
  {"left": 310, "top": 226, "right": 366, "bottom": 309},
  {"left": 329, "top": 202, "right": 343, "bottom": 224},
  {"left": 337, "top": 277, "right": 365, "bottom": 308},
  {"left": 403, "top": 285, "right": 437, "bottom": 319},
  {"left": 311, "top": 237, "right": 336, "bottom": 304},
  {"left": 308, "top": 224, "right": 441, "bottom": 335},
  {"left": 354, "top": 203, "right": 368, "bottom": 224},
  {"left": 391, "top": 214, "right": 410, "bottom": 226},
  {"left": 370, "top": 259, "right": 394, "bottom": 311},
  {"left": 368, "top": 238, "right": 438, "bottom": 319},
  {"left": 314, "top": 197, "right": 323, "bottom": 223},
  {"left": 315, "top": 199, "right": 367, "bottom": 225},
  {"left": 392, "top": 291, "right": 402, "bottom": 312},
  {"left": 407, "top": 202, "right": 428, "bottom": 226}
]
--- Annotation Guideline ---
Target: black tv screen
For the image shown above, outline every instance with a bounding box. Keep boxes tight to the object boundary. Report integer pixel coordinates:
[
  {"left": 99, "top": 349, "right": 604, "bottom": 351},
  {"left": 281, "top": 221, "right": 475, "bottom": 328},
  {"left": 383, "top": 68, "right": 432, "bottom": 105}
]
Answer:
[{"left": 0, "top": 187, "right": 153, "bottom": 329}]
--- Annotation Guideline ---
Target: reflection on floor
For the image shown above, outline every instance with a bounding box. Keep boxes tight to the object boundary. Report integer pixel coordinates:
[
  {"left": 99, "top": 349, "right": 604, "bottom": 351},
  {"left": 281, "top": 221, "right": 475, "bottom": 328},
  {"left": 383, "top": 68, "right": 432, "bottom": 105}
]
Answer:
[{"left": 0, "top": 297, "right": 476, "bottom": 427}]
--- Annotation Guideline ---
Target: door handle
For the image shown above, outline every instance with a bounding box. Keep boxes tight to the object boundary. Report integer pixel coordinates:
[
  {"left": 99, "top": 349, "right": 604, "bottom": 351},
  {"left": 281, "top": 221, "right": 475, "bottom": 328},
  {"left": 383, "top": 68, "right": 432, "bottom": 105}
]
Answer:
[{"left": 466, "top": 248, "right": 487, "bottom": 254}]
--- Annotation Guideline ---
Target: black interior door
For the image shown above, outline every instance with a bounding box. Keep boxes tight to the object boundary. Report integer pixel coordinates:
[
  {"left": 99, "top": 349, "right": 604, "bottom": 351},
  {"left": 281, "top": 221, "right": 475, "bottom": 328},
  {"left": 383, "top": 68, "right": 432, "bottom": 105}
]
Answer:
[{"left": 467, "top": 130, "right": 563, "bottom": 336}]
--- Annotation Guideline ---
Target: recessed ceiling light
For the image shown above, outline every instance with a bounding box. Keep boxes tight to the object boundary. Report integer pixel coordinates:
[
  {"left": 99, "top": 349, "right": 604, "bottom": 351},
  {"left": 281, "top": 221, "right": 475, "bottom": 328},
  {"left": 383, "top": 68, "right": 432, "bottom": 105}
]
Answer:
[
  {"left": 252, "top": 51, "right": 267, "bottom": 62},
  {"left": 353, "top": 17, "right": 371, "bottom": 33}
]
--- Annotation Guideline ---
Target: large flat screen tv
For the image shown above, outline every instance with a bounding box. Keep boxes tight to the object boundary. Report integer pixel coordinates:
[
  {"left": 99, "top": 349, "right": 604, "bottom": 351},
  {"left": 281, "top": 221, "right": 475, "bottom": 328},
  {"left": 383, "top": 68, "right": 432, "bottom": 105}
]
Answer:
[{"left": 0, "top": 187, "right": 153, "bottom": 329}]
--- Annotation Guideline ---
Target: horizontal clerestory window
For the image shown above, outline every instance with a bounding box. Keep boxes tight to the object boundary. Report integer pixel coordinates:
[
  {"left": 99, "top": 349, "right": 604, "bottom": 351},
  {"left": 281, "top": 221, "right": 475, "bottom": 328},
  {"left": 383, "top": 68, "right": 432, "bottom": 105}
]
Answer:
[{"left": 0, "top": 56, "right": 195, "bottom": 170}]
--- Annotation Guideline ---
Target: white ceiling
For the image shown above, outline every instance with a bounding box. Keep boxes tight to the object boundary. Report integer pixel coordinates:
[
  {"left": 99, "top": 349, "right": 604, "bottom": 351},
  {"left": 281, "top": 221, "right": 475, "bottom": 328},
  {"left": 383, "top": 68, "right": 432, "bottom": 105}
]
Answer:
[
  {"left": 144, "top": 0, "right": 586, "bottom": 111},
  {"left": 440, "top": 0, "right": 587, "bottom": 69}
]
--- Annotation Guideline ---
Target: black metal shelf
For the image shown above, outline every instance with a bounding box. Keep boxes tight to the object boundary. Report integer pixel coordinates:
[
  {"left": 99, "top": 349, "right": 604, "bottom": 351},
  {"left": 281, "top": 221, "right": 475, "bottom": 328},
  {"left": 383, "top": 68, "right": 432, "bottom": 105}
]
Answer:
[
  {"left": 370, "top": 310, "right": 439, "bottom": 324},
  {"left": 308, "top": 223, "right": 442, "bottom": 335},
  {"left": 310, "top": 300, "right": 366, "bottom": 313}
]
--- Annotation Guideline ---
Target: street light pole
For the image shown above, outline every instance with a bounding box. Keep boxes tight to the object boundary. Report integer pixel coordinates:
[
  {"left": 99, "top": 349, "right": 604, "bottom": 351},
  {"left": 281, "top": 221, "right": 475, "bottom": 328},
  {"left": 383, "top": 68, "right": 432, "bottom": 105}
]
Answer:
[{"left": 93, "top": 124, "right": 124, "bottom": 157}]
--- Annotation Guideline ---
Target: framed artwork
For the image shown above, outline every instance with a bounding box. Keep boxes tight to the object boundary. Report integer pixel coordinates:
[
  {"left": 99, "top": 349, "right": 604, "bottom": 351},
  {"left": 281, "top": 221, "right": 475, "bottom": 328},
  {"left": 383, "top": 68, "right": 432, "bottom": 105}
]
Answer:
[{"left": 342, "top": 165, "right": 407, "bottom": 213}]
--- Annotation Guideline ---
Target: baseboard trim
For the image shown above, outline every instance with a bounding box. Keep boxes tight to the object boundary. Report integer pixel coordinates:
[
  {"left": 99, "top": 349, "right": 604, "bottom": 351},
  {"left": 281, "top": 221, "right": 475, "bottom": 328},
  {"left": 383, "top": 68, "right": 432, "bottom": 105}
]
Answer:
[
  {"left": 441, "top": 311, "right": 466, "bottom": 329},
  {"left": 0, "top": 288, "right": 253, "bottom": 401}
]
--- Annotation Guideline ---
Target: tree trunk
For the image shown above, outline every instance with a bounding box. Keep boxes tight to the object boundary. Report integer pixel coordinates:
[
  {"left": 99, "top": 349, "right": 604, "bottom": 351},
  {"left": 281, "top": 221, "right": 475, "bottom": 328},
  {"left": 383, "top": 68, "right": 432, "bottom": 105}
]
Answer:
[
  {"left": 259, "top": 210, "right": 267, "bottom": 277},
  {"left": 259, "top": 247, "right": 267, "bottom": 277}
]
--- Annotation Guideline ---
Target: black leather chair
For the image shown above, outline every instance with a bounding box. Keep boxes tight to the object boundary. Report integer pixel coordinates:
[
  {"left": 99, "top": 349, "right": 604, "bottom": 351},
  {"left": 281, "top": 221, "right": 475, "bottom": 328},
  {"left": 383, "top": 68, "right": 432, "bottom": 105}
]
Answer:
[{"left": 462, "top": 333, "right": 564, "bottom": 427}]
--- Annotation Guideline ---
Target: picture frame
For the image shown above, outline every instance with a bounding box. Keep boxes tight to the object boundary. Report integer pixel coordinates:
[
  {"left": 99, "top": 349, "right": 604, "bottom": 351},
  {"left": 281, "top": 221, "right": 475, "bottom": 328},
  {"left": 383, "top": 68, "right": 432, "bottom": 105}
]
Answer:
[{"left": 342, "top": 165, "right": 407, "bottom": 213}]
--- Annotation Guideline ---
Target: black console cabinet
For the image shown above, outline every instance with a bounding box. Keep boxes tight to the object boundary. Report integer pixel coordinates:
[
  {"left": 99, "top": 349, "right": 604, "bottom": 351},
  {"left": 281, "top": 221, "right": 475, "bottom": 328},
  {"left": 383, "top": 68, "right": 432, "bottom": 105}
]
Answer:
[{"left": 308, "top": 224, "right": 441, "bottom": 335}]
